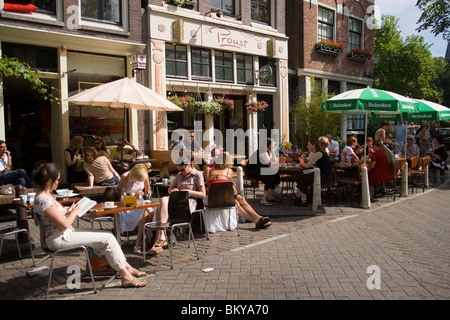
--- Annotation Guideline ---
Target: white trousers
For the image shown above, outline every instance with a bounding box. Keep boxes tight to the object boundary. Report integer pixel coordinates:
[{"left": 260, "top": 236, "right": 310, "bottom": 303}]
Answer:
[{"left": 46, "top": 227, "right": 127, "bottom": 271}]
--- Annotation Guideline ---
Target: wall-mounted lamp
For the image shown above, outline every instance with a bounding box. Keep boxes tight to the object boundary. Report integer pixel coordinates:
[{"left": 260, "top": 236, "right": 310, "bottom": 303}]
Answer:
[
  {"left": 205, "top": 10, "right": 223, "bottom": 18},
  {"left": 61, "top": 68, "right": 76, "bottom": 77}
]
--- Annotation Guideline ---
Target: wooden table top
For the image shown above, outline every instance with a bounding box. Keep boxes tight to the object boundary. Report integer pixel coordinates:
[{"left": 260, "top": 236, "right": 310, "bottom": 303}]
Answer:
[{"left": 93, "top": 201, "right": 160, "bottom": 216}]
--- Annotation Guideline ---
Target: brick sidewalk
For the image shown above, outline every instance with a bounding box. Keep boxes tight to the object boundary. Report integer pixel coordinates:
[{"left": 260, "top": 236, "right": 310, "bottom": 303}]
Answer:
[{"left": 0, "top": 176, "right": 448, "bottom": 300}]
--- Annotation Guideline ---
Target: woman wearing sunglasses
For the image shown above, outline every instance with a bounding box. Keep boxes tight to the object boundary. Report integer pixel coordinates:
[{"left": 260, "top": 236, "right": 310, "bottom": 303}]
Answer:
[{"left": 148, "top": 157, "right": 206, "bottom": 255}]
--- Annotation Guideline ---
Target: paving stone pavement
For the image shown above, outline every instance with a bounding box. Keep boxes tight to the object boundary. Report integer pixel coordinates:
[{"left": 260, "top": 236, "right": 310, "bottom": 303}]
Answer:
[{"left": 0, "top": 176, "right": 449, "bottom": 303}]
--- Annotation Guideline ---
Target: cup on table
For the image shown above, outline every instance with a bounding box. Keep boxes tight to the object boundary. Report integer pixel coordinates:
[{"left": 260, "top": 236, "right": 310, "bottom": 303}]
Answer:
[
  {"left": 162, "top": 178, "right": 169, "bottom": 186},
  {"left": 19, "top": 194, "right": 27, "bottom": 204},
  {"left": 104, "top": 201, "right": 115, "bottom": 208}
]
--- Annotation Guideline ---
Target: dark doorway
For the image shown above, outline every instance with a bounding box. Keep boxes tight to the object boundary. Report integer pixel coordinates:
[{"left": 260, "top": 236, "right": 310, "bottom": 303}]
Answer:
[{"left": 3, "top": 77, "right": 53, "bottom": 176}]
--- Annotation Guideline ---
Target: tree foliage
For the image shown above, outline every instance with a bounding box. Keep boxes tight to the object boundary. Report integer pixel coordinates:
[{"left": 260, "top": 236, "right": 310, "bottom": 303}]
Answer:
[
  {"left": 290, "top": 78, "right": 344, "bottom": 150},
  {"left": 374, "top": 15, "right": 442, "bottom": 102},
  {"left": 0, "top": 56, "right": 58, "bottom": 103},
  {"left": 433, "top": 56, "right": 450, "bottom": 107},
  {"left": 415, "top": 0, "right": 450, "bottom": 39}
]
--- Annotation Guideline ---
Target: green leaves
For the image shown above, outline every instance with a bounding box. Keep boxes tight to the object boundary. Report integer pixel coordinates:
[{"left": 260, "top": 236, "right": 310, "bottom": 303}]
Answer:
[
  {"left": 0, "top": 56, "right": 59, "bottom": 103},
  {"left": 290, "top": 78, "right": 343, "bottom": 150},
  {"left": 374, "top": 15, "right": 442, "bottom": 102},
  {"left": 415, "top": 0, "right": 450, "bottom": 38}
]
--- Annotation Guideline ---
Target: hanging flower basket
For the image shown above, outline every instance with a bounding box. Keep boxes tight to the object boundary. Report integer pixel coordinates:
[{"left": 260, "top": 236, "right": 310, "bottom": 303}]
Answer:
[
  {"left": 167, "top": 95, "right": 196, "bottom": 112},
  {"left": 315, "top": 40, "right": 344, "bottom": 55},
  {"left": 246, "top": 100, "right": 269, "bottom": 112},
  {"left": 214, "top": 97, "right": 235, "bottom": 110},
  {"left": 348, "top": 48, "right": 371, "bottom": 61},
  {"left": 193, "top": 101, "right": 222, "bottom": 115}
]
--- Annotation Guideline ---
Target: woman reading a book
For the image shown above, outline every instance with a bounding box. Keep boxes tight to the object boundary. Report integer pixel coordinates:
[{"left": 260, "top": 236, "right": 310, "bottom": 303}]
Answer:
[{"left": 32, "top": 162, "right": 147, "bottom": 288}]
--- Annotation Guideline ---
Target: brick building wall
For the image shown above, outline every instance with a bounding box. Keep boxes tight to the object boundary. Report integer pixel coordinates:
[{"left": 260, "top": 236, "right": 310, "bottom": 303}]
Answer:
[
  {"left": 288, "top": 0, "right": 374, "bottom": 79},
  {"left": 0, "top": 0, "right": 143, "bottom": 44}
]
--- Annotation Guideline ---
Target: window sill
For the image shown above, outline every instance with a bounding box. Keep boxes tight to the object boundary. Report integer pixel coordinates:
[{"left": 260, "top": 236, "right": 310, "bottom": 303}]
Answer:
[
  {"left": 0, "top": 11, "right": 64, "bottom": 27},
  {"left": 79, "top": 23, "right": 130, "bottom": 36}
]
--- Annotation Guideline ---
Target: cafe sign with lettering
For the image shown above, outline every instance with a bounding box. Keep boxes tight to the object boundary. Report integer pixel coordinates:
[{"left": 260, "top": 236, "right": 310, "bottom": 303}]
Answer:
[{"left": 149, "top": 11, "right": 288, "bottom": 59}]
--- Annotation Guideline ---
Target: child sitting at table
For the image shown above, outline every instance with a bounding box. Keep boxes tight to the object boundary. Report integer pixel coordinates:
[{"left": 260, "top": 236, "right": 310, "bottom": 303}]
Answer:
[{"left": 118, "top": 164, "right": 154, "bottom": 254}]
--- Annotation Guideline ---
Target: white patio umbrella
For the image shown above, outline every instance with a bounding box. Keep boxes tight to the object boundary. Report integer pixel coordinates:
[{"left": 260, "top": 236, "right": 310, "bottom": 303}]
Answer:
[
  {"left": 322, "top": 88, "right": 419, "bottom": 208},
  {"left": 66, "top": 77, "right": 183, "bottom": 170},
  {"left": 66, "top": 77, "right": 183, "bottom": 111}
]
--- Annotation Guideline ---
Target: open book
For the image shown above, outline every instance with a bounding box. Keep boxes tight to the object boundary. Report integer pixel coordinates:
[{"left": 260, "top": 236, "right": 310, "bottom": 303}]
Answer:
[{"left": 74, "top": 197, "right": 97, "bottom": 217}]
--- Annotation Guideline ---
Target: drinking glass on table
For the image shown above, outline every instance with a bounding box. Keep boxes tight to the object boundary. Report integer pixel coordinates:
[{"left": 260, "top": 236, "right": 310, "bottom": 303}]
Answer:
[{"left": 63, "top": 189, "right": 71, "bottom": 201}]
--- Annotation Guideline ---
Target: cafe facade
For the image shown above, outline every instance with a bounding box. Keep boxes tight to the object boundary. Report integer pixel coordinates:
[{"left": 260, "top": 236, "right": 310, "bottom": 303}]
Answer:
[
  {"left": 141, "top": 1, "right": 289, "bottom": 156},
  {"left": 0, "top": 0, "right": 145, "bottom": 180}
]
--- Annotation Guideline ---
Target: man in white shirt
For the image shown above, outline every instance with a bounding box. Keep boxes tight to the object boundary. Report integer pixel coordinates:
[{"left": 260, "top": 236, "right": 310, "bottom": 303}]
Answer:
[
  {"left": 0, "top": 140, "right": 33, "bottom": 188},
  {"left": 326, "top": 134, "right": 340, "bottom": 163}
]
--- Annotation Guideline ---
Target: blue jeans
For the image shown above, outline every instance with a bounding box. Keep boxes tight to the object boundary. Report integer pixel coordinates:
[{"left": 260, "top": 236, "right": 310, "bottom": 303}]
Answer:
[
  {"left": 98, "top": 175, "right": 119, "bottom": 186},
  {"left": 0, "top": 169, "right": 34, "bottom": 188}
]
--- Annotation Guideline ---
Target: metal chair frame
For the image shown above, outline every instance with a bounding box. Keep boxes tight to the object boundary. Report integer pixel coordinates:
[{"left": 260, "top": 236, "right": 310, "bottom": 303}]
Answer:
[
  {"left": 142, "top": 191, "right": 199, "bottom": 268},
  {"left": 36, "top": 221, "right": 97, "bottom": 300},
  {"left": 0, "top": 224, "right": 35, "bottom": 266}
]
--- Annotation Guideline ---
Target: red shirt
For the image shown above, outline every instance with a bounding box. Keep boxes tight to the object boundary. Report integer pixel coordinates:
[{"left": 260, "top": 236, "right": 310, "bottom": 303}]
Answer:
[{"left": 369, "top": 149, "right": 393, "bottom": 186}]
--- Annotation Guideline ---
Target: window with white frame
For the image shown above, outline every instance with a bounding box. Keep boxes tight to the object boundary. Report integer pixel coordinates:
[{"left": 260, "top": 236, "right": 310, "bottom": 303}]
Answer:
[
  {"left": 251, "top": 0, "right": 271, "bottom": 25},
  {"left": 211, "top": 0, "right": 235, "bottom": 17},
  {"left": 215, "top": 51, "right": 234, "bottom": 83},
  {"left": 347, "top": 114, "right": 365, "bottom": 131},
  {"left": 236, "top": 53, "right": 253, "bottom": 85},
  {"left": 318, "top": 6, "right": 334, "bottom": 41},
  {"left": 81, "top": 0, "right": 122, "bottom": 25},
  {"left": 349, "top": 18, "right": 363, "bottom": 50},
  {"left": 166, "top": 44, "right": 188, "bottom": 79},
  {"left": 191, "top": 47, "right": 212, "bottom": 81},
  {"left": 6, "top": 0, "right": 56, "bottom": 14}
]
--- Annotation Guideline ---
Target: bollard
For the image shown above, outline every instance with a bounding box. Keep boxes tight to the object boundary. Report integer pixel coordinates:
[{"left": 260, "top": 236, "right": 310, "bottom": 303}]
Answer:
[
  {"left": 15, "top": 185, "right": 29, "bottom": 243},
  {"left": 312, "top": 168, "right": 321, "bottom": 211},
  {"left": 424, "top": 165, "right": 429, "bottom": 188},
  {"left": 236, "top": 166, "right": 244, "bottom": 196},
  {"left": 401, "top": 161, "right": 408, "bottom": 197},
  {"left": 361, "top": 166, "right": 371, "bottom": 209}
]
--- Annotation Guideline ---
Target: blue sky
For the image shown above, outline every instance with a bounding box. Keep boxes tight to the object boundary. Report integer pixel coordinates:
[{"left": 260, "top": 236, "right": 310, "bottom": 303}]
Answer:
[{"left": 375, "top": 0, "right": 448, "bottom": 58}]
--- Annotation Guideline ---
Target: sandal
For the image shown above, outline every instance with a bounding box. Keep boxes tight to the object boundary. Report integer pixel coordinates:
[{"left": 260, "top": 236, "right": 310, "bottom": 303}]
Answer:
[
  {"left": 147, "top": 246, "right": 163, "bottom": 255},
  {"left": 121, "top": 277, "right": 147, "bottom": 288},
  {"left": 131, "top": 269, "right": 147, "bottom": 278},
  {"left": 154, "top": 240, "right": 168, "bottom": 248},
  {"left": 133, "top": 246, "right": 142, "bottom": 254},
  {"left": 255, "top": 217, "right": 272, "bottom": 229}
]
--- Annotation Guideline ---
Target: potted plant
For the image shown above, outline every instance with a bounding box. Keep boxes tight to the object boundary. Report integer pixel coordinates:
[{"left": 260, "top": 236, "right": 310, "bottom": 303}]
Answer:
[
  {"left": 181, "top": 0, "right": 196, "bottom": 9},
  {"left": 214, "top": 96, "right": 235, "bottom": 110},
  {"left": 281, "top": 141, "right": 293, "bottom": 153},
  {"left": 167, "top": 0, "right": 182, "bottom": 6},
  {"left": 315, "top": 39, "right": 344, "bottom": 55},
  {"left": 348, "top": 47, "right": 372, "bottom": 61},
  {"left": 245, "top": 100, "right": 269, "bottom": 112}
]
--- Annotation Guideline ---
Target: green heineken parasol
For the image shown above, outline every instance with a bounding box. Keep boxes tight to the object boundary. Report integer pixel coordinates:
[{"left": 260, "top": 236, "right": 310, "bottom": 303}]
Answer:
[
  {"left": 404, "top": 99, "right": 450, "bottom": 121},
  {"left": 321, "top": 88, "right": 418, "bottom": 114},
  {"left": 322, "top": 88, "right": 418, "bottom": 209}
]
